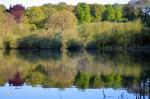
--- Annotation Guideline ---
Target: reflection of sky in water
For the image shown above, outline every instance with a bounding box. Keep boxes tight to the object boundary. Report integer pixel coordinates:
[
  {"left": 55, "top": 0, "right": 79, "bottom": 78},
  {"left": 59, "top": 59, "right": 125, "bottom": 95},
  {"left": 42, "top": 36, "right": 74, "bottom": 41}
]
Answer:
[{"left": 0, "top": 83, "right": 148, "bottom": 99}]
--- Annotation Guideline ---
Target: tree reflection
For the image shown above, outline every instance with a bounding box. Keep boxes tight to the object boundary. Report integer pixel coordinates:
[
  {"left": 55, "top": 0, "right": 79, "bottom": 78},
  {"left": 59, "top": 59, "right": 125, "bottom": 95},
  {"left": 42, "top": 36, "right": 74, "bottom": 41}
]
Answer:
[
  {"left": 17, "top": 49, "right": 62, "bottom": 62},
  {"left": 8, "top": 72, "right": 24, "bottom": 86},
  {"left": 26, "top": 64, "right": 47, "bottom": 86},
  {"left": 75, "top": 72, "right": 90, "bottom": 89},
  {"left": 26, "top": 71, "right": 46, "bottom": 86},
  {"left": 0, "top": 49, "right": 149, "bottom": 97}
]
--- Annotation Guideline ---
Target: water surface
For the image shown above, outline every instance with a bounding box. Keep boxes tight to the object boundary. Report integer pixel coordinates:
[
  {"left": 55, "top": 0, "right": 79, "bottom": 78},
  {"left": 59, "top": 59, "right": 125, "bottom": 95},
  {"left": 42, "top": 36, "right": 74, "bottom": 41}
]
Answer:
[{"left": 0, "top": 50, "right": 150, "bottom": 99}]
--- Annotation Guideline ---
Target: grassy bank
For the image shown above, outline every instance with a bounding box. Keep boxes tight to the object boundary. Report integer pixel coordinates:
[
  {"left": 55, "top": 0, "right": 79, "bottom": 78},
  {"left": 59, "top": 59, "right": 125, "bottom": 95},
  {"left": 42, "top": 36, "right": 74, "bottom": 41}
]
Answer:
[
  {"left": 79, "top": 20, "right": 143, "bottom": 49},
  {"left": 0, "top": 20, "right": 150, "bottom": 50},
  {"left": 69, "top": 20, "right": 150, "bottom": 50}
]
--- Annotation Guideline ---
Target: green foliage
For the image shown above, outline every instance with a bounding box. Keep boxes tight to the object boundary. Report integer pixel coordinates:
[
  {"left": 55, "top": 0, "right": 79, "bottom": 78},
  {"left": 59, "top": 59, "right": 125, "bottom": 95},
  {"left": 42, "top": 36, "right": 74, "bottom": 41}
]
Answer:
[
  {"left": 35, "top": 64, "right": 46, "bottom": 74},
  {"left": 43, "top": 3, "right": 74, "bottom": 12},
  {"left": 26, "top": 71, "right": 46, "bottom": 86},
  {"left": 0, "top": 49, "right": 149, "bottom": 88},
  {"left": 41, "top": 5, "right": 57, "bottom": 15},
  {"left": 57, "top": 2, "right": 74, "bottom": 11},
  {"left": 92, "top": 33, "right": 112, "bottom": 47},
  {"left": 26, "top": 64, "right": 47, "bottom": 86},
  {"left": 103, "top": 4, "right": 124, "bottom": 21},
  {"left": 90, "top": 75, "right": 101, "bottom": 87},
  {"left": 75, "top": 72, "right": 90, "bottom": 89},
  {"left": 17, "top": 33, "right": 62, "bottom": 49},
  {"left": 25, "top": 6, "right": 47, "bottom": 29},
  {"left": 104, "top": 5, "right": 115, "bottom": 21},
  {"left": 90, "top": 4, "right": 106, "bottom": 22},
  {"left": 75, "top": 73, "right": 123, "bottom": 88},
  {"left": 101, "top": 74, "right": 122, "bottom": 88},
  {"left": 80, "top": 20, "right": 143, "bottom": 48},
  {"left": 46, "top": 10, "right": 77, "bottom": 32},
  {"left": 104, "top": 74, "right": 115, "bottom": 82},
  {"left": 75, "top": 3, "right": 92, "bottom": 23},
  {"left": 114, "top": 5, "right": 123, "bottom": 21},
  {"left": 0, "top": 3, "right": 150, "bottom": 49}
]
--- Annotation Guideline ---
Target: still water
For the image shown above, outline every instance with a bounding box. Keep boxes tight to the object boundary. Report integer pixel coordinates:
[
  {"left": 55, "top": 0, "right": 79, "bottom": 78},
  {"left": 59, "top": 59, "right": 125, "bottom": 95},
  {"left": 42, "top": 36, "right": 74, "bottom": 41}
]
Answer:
[{"left": 0, "top": 50, "right": 150, "bottom": 99}]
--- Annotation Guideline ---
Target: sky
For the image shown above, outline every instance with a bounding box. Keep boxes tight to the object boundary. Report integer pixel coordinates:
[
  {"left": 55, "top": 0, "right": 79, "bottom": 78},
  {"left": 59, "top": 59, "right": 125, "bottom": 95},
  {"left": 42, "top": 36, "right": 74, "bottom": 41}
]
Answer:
[{"left": 0, "top": 0, "right": 131, "bottom": 8}]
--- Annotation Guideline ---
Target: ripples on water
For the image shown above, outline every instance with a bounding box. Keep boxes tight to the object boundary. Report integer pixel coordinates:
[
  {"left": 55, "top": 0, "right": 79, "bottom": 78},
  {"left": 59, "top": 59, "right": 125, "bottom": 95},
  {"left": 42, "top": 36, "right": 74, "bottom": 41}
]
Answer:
[{"left": 0, "top": 49, "right": 150, "bottom": 99}]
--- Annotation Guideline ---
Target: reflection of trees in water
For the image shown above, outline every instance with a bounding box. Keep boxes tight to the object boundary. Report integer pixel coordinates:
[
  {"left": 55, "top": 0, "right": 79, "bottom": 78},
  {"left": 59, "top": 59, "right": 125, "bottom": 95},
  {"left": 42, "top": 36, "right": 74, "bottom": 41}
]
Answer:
[
  {"left": 76, "top": 50, "right": 143, "bottom": 76},
  {"left": 8, "top": 72, "right": 24, "bottom": 86},
  {"left": 24, "top": 64, "right": 75, "bottom": 88},
  {"left": 0, "top": 50, "right": 149, "bottom": 95},
  {"left": 0, "top": 77, "right": 5, "bottom": 86},
  {"left": 16, "top": 49, "right": 62, "bottom": 62},
  {"left": 127, "top": 78, "right": 150, "bottom": 99},
  {"left": 75, "top": 72, "right": 137, "bottom": 89},
  {"left": 75, "top": 72, "right": 150, "bottom": 98},
  {"left": 44, "top": 64, "right": 75, "bottom": 88}
]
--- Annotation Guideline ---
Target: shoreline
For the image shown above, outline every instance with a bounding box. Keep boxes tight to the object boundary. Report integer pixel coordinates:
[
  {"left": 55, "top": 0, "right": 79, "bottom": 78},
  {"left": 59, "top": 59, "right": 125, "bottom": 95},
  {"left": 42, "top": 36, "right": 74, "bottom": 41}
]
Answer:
[{"left": 0, "top": 46, "right": 150, "bottom": 51}]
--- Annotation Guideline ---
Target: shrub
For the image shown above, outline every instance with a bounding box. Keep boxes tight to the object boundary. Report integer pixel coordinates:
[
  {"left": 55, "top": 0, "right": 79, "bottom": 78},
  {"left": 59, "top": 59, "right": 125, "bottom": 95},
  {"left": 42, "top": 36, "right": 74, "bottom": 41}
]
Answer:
[
  {"left": 17, "top": 33, "right": 62, "bottom": 49},
  {"left": 3, "top": 40, "right": 11, "bottom": 49},
  {"left": 66, "top": 39, "right": 83, "bottom": 50}
]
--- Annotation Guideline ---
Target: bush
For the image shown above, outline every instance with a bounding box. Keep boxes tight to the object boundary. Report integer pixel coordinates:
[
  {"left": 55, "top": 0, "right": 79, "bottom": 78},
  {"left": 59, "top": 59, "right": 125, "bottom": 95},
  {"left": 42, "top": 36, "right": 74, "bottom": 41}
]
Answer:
[
  {"left": 66, "top": 39, "right": 83, "bottom": 50},
  {"left": 17, "top": 33, "right": 62, "bottom": 49},
  {"left": 3, "top": 40, "right": 11, "bottom": 49},
  {"left": 86, "top": 41, "right": 98, "bottom": 49}
]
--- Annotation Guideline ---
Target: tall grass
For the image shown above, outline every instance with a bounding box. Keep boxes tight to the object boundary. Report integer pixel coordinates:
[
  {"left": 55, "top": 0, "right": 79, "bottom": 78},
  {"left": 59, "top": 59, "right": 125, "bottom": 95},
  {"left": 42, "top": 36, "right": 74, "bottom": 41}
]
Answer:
[
  {"left": 77, "top": 20, "right": 144, "bottom": 49},
  {"left": 79, "top": 20, "right": 142, "bottom": 41}
]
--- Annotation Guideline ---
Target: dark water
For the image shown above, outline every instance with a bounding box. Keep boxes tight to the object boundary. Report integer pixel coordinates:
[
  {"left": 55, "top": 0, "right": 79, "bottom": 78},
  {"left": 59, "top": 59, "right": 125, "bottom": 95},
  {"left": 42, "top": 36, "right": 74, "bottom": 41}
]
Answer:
[{"left": 0, "top": 50, "right": 150, "bottom": 99}]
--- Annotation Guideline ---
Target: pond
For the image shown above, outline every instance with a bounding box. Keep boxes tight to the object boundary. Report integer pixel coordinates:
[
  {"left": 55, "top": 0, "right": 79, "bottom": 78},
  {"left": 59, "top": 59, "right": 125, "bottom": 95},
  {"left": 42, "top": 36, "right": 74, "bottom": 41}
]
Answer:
[{"left": 0, "top": 50, "right": 150, "bottom": 99}]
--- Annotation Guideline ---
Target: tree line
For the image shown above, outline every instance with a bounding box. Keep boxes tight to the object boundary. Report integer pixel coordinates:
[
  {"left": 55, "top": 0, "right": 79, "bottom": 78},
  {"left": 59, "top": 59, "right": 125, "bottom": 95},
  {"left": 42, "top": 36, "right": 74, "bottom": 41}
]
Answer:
[
  {"left": 1, "top": 2, "right": 149, "bottom": 28},
  {"left": 0, "top": 2, "right": 150, "bottom": 49}
]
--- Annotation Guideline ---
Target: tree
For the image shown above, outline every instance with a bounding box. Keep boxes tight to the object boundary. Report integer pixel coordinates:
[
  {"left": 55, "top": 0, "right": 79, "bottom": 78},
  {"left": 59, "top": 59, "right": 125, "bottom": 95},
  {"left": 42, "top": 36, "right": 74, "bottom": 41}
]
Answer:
[
  {"left": 42, "top": 3, "right": 74, "bottom": 12},
  {"left": 129, "top": 0, "right": 150, "bottom": 7},
  {"left": 57, "top": 2, "right": 68, "bottom": 10},
  {"left": 114, "top": 4, "right": 123, "bottom": 21},
  {"left": 41, "top": 5, "right": 57, "bottom": 16},
  {"left": 8, "top": 4, "right": 25, "bottom": 23},
  {"left": 137, "top": 0, "right": 150, "bottom": 6},
  {"left": 46, "top": 10, "right": 77, "bottom": 32},
  {"left": 123, "top": 4, "right": 140, "bottom": 21},
  {"left": 75, "top": 3, "right": 92, "bottom": 23},
  {"left": 57, "top": 2, "right": 75, "bottom": 12},
  {"left": 25, "top": 6, "right": 47, "bottom": 29},
  {"left": 90, "top": 4, "right": 106, "bottom": 22},
  {"left": 104, "top": 5, "right": 115, "bottom": 21}
]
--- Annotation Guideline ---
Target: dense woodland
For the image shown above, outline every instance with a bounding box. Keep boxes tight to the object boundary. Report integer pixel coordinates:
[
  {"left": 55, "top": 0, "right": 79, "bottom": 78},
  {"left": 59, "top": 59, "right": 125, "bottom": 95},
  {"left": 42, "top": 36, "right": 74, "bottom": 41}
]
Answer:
[{"left": 0, "top": 1, "right": 150, "bottom": 50}]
